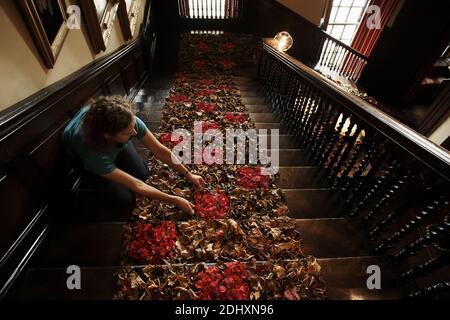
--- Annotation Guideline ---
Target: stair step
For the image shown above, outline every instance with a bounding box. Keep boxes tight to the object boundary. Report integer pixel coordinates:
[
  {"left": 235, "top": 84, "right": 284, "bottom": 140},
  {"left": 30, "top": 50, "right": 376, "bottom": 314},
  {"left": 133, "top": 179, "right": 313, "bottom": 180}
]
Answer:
[
  {"left": 30, "top": 223, "right": 125, "bottom": 268},
  {"left": 279, "top": 167, "right": 329, "bottom": 189},
  {"left": 14, "top": 267, "right": 121, "bottom": 300},
  {"left": 274, "top": 150, "right": 315, "bottom": 166},
  {"left": 295, "top": 218, "right": 372, "bottom": 258},
  {"left": 15, "top": 256, "right": 406, "bottom": 300},
  {"left": 318, "top": 257, "right": 406, "bottom": 300},
  {"left": 135, "top": 102, "right": 165, "bottom": 112},
  {"left": 284, "top": 189, "right": 346, "bottom": 219},
  {"left": 264, "top": 135, "right": 299, "bottom": 149},
  {"left": 246, "top": 105, "right": 272, "bottom": 113},
  {"left": 144, "top": 79, "right": 174, "bottom": 89},
  {"left": 242, "top": 97, "right": 267, "bottom": 105},
  {"left": 136, "top": 111, "right": 162, "bottom": 123},
  {"left": 250, "top": 113, "right": 279, "bottom": 123},
  {"left": 255, "top": 123, "right": 289, "bottom": 134},
  {"left": 239, "top": 90, "right": 263, "bottom": 97},
  {"left": 71, "top": 190, "right": 133, "bottom": 222},
  {"left": 137, "top": 88, "right": 170, "bottom": 97}
]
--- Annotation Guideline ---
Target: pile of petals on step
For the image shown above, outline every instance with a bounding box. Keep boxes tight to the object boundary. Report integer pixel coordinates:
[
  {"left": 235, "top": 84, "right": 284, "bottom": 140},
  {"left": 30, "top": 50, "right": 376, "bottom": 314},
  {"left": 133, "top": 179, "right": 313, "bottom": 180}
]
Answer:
[
  {"left": 117, "top": 33, "right": 327, "bottom": 300},
  {"left": 114, "top": 258, "right": 326, "bottom": 300},
  {"left": 177, "top": 33, "right": 259, "bottom": 77},
  {"left": 159, "top": 77, "right": 253, "bottom": 133},
  {"left": 132, "top": 158, "right": 287, "bottom": 221},
  {"left": 122, "top": 216, "right": 304, "bottom": 265}
]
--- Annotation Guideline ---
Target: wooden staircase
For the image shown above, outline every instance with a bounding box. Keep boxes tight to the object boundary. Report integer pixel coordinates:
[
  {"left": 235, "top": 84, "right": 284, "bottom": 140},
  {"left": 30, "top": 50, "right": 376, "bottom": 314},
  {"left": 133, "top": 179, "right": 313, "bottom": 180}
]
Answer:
[{"left": 7, "top": 76, "right": 409, "bottom": 300}]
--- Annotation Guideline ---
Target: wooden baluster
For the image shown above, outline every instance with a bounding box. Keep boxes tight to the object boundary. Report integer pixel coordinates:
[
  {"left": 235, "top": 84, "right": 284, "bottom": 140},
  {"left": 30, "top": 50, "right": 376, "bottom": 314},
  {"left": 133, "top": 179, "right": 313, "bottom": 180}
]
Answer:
[
  {"left": 298, "top": 89, "right": 321, "bottom": 147},
  {"left": 283, "top": 73, "right": 299, "bottom": 128},
  {"left": 325, "top": 41, "right": 336, "bottom": 69},
  {"left": 293, "top": 83, "right": 313, "bottom": 137},
  {"left": 329, "top": 43, "right": 342, "bottom": 71},
  {"left": 363, "top": 173, "right": 409, "bottom": 225},
  {"left": 374, "top": 197, "right": 449, "bottom": 253},
  {"left": 341, "top": 132, "right": 378, "bottom": 191},
  {"left": 305, "top": 94, "right": 327, "bottom": 150},
  {"left": 288, "top": 79, "right": 306, "bottom": 133},
  {"left": 286, "top": 78, "right": 301, "bottom": 131},
  {"left": 349, "top": 159, "right": 401, "bottom": 217},
  {"left": 330, "top": 125, "right": 363, "bottom": 188},
  {"left": 357, "top": 58, "right": 366, "bottom": 81},
  {"left": 296, "top": 85, "right": 316, "bottom": 139},
  {"left": 368, "top": 170, "right": 431, "bottom": 239},
  {"left": 310, "top": 98, "right": 333, "bottom": 156},
  {"left": 318, "top": 111, "right": 345, "bottom": 167},
  {"left": 368, "top": 179, "right": 420, "bottom": 240},
  {"left": 267, "top": 59, "right": 278, "bottom": 108},
  {"left": 349, "top": 54, "right": 360, "bottom": 80},
  {"left": 398, "top": 254, "right": 450, "bottom": 283},
  {"left": 344, "top": 139, "right": 392, "bottom": 206},
  {"left": 346, "top": 51, "right": 357, "bottom": 79},
  {"left": 393, "top": 217, "right": 450, "bottom": 261},
  {"left": 327, "top": 119, "right": 361, "bottom": 181},
  {"left": 338, "top": 49, "right": 351, "bottom": 78},
  {"left": 278, "top": 69, "right": 292, "bottom": 119},
  {"left": 334, "top": 46, "right": 346, "bottom": 73},
  {"left": 313, "top": 104, "right": 340, "bottom": 162},
  {"left": 408, "top": 282, "right": 450, "bottom": 299},
  {"left": 273, "top": 62, "right": 285, "bottom": 114},
  {"left": 319, "top": 39, "right": 331, "bottom": 70}
]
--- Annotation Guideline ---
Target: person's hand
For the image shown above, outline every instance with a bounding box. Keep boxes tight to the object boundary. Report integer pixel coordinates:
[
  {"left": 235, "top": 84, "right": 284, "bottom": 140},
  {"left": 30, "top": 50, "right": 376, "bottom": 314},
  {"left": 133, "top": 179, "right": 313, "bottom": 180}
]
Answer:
[
  {"left": 172, "top": 196, "right": 195, "bottom": 215},
  {"left": 186, "top": 172, "right": 206, "bottom": 190}
]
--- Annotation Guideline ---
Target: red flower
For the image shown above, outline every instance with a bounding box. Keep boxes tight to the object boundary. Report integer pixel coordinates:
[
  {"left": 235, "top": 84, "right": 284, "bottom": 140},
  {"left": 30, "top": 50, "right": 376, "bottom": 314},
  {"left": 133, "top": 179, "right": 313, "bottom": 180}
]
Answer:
[
  {"left": 196, "top": 41, "right": 209, "bottom": 52},
  {"left": 200, "top": 121, "right": 221, "bottom": 133},
  {"left": 197, "top": 89, "right": 217, "bottom": 97},
  {"left": 194, "top": 60, "right": 207, "bottom": 70},
  {"left": 160, "top": 133, "right": 183, "bottom": 147},
  {"left": 236, "top": 167, "right": 271, "bottom": 189},
  {"left": 195, "top": 262, "right": 250, "bottom": 300},
  {"left": 217, "top": 85, "right": 233, "bottom": 92},
  {"left": 218, "top": 59, "right": 236, "bottom": 71},
  {"left": 197, "top": 79, "right": 213, "bottom": 86},
  {"left": 224, "top": 112, "right": 247, "bottom": 123},
  {"left": 222, "top": 41, "right": 237, "bottom": 51},
  {"left": 169, "top": 94, "right": 190, "bottom": 104},
  {"left": 127, "top": 221, "right": 177, "bottom": 264},
  {"left": 195, "top": 102, "right": 216, "bottom": 112},
  {"left": 193, "top": 190, "right": 230, "bottom": 220}
]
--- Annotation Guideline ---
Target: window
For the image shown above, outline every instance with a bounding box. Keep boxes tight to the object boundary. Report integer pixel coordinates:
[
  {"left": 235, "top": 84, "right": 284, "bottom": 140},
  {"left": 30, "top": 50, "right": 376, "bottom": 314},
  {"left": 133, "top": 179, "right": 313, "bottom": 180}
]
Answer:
[
  {"left": 178, "top": 0, "right": 241, "bottom": 19},
  {"left": 326, "top": 0, "right": 369, "bottom": 45}
]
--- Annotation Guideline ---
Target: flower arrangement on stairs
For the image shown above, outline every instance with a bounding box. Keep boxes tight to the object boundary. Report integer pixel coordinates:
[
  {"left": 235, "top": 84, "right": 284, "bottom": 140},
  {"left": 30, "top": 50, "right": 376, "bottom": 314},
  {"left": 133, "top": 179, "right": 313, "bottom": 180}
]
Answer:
[{"left": 115, "top": 33, "right": 327, "bottom": 300}]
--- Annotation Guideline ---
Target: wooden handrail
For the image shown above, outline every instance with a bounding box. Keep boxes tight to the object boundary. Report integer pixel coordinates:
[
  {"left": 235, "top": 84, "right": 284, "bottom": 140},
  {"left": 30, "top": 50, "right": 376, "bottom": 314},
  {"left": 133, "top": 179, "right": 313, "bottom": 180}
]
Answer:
[
  {"left": 262, "top": 39, "right": 450, "bottom": 179},
  {"left": 319, "top": 28, "right": 368, "bottom": 61}
]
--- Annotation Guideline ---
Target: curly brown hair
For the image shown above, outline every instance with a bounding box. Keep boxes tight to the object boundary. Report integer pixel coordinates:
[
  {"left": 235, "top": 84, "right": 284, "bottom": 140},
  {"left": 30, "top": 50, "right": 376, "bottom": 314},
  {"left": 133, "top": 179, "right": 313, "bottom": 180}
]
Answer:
[{"left": 82, "top": 96, "right": 136, "bottom": 149}]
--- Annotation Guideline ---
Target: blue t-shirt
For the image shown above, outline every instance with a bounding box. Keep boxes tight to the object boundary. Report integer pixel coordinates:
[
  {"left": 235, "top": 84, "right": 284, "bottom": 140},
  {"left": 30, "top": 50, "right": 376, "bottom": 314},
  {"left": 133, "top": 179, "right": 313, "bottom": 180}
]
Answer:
[{"left": 62, "top": 106, "right": 148, "bottom": 175}]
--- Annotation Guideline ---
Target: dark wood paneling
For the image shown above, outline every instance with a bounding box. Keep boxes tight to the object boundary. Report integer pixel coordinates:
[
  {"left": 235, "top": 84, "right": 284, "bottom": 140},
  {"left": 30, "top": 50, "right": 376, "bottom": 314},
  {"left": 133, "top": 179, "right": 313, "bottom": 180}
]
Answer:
[
  {"left": 0, "top": 37, "right": 151, "bottom": 298},
  {"left": 0, "top": 173, "right": 41, "bottom": 260},
  {"left": 107, "top": 74, "right": 127, "bottom": 96}
]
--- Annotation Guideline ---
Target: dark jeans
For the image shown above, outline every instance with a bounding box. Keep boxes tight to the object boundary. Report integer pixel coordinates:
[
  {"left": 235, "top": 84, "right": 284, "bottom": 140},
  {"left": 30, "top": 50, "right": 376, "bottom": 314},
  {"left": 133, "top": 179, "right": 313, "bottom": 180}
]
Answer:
[{"left": 72, "top": 142, "right": 150, "bottom": 210}]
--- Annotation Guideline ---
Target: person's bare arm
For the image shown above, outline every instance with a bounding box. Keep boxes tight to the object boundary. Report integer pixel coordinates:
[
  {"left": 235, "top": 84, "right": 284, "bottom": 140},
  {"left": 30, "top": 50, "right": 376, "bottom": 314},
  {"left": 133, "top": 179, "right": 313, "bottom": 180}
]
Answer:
[
  {"left": 140, "top": 130, "right": 205, "bottom": 190},
  {"left": 101, "top": 168, "right": 194, "bottom": 214}
]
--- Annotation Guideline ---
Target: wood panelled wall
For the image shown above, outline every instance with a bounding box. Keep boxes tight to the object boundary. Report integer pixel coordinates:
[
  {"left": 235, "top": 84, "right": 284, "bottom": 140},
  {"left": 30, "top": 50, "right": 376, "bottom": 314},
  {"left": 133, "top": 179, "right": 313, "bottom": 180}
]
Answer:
[{"left": 0, "top": 37, "right": 149, "bottom": 297}]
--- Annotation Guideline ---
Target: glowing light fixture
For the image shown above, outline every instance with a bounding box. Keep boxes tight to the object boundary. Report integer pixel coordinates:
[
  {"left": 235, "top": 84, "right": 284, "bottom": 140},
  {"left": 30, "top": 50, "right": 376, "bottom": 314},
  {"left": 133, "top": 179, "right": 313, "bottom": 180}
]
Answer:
[{"left": 273, "top": 31, "right": 293, "bottom": 52}]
